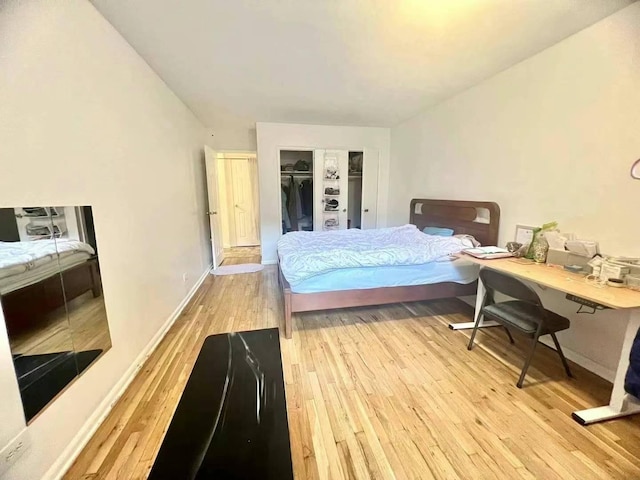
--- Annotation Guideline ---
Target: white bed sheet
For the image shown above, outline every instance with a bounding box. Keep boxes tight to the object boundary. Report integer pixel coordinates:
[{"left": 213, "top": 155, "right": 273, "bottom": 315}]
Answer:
[
  {"left": 0, "top": 252, "right": 92, "bottom": 295},
  {"left": 290, "top": 257, "right": 479, "bottom": 294},
  {"left": 278, "top": 225, "right": 475, "bottom": 286},
  {"left": 0, "top": 239, "right": 95, "bottom": 280}
]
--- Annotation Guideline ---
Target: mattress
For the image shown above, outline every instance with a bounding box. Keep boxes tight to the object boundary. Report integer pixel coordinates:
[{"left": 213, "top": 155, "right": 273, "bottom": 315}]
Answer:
[
  {"left": 277, "top": 225, "right": 475, "bottom": 286},
  {"left": 0, "top": 252, "right": 92, "bottom": 295},
  {"left": 290, "top": 257, "right": 479, "bottom": 294}
]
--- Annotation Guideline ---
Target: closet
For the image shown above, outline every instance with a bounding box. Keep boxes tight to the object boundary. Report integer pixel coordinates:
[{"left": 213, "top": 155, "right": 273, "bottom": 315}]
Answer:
[
  {"left": 280, "top": 150, "right": 314, "bottom": 233},
  {"left": 280, "top": 149, "right": 378, "bottom": 233}
]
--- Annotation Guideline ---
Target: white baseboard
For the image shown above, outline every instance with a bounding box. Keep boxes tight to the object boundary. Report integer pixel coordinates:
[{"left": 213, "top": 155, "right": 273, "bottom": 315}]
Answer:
[
  {"left": 538, "top": 337, "right": 616, "bottom": 382},
  {"left": 457, "top": 294, "right": 616, "bottom": 382},
  {"left": 45, "top": 265, "right": 212, "bottom": 480}
]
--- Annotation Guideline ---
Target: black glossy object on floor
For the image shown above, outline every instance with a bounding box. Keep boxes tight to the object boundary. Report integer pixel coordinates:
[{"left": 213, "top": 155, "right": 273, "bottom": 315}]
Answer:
[
  {"left": 149, "top": 328, "right": 293, "bottom": 480},
  {"left": 13, "top": 349, "right": 103, "bottom": 422}
]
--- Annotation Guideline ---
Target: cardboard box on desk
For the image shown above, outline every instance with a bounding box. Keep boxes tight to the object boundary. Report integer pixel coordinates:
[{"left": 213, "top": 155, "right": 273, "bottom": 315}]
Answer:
[{"left": 546, "top": 248, "right": 592, "bottom": 268}]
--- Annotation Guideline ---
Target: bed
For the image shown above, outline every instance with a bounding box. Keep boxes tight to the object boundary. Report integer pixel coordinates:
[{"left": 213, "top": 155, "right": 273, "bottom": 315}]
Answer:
[
  {"left": 0, "top": 239, "right": 102, "bottom": 335},
  {"left": 277, "top": 199, "right": 500, "bottom": 338}
]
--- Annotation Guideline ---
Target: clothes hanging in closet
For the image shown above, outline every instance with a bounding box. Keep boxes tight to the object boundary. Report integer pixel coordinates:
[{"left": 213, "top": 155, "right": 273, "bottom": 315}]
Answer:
[
  {"left": 293, "top": 178, "right": 303, "bottom": 220},
  {"left": 281, "top": 175, "right": 313, "bottom": 232},
  {"left": 288, "top": 177, "right": 299, "bottom": 231},
  {"left": 300, "top": 180, "right": 313, "bottom": 217},
  {"left": 280, "top": 176, "right": 298, "bottom": 231},
  {"left": 281, "top": 188, "right": 291, "bottom": 232}
]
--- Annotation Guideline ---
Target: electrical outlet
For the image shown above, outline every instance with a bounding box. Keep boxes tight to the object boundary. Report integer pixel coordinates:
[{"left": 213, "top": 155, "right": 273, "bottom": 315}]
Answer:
[{"left": 0, "top": 429, "right": 30, "bottom": 476}]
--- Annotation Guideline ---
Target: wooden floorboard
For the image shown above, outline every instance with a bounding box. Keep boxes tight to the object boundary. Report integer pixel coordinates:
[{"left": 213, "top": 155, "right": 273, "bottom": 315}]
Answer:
[{"left": 64, "top": 260, "right": 640, "bottom": 479}]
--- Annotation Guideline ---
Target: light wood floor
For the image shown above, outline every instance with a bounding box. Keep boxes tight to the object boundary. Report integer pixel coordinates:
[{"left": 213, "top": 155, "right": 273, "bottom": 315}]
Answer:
[
  {"left": 64, "top": 257, "right": 640, "bottom": 479},
  {"left": 11, "top": 291, "right": 111, "bottom": 356},
  {"left": 223, "top": 246, "right": 262, "bottom": 264}
]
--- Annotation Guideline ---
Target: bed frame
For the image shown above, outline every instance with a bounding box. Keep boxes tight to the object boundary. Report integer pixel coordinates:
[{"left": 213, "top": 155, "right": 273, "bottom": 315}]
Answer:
[
  {"left": 2, "top": 257, "right": 102, "bottom": 336},
  {"left": 278, "top": 199, "right": 500, "bottom": 338}
]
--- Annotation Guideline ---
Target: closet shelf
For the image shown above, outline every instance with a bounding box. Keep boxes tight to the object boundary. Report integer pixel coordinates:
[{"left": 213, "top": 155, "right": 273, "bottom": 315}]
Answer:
[{"left": 281, "top": 171, "right": 312, "bottom": 175}]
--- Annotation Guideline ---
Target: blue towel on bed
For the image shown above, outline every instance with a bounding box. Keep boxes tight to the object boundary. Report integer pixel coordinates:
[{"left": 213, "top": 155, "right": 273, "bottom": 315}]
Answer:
[{"left": 625, "top": 326, "right": 640, "bottom": 399}]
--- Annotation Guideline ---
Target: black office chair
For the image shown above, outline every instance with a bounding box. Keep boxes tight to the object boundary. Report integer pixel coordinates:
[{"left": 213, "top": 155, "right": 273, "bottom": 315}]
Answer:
[{"left": 467, "top": 268, "right": 573, "bottom": 388}]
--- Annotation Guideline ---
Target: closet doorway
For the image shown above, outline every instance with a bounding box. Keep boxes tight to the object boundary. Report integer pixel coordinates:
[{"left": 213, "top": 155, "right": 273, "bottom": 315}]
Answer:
[
  {"left": 216, "top": 152, "right": 261, "bottom": 256},
  {"left": 279, "top": 148, "right": 378, "bottom": 234},
  {"left": 280, "top": 150, "right": 314, "bottom": 233}
]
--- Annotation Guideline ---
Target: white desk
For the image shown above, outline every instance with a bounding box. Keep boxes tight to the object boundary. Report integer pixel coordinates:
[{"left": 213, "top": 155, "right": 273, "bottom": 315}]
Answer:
[{"left": 451, "top": 255, "right": 640, "bottom": 425}]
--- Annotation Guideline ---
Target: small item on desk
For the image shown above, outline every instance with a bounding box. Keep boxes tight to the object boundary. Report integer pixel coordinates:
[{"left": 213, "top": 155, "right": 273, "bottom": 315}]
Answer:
[
  {"left": 600, "top": 262, "right": 629, "bottom": 282},
  {"left": 626, "top": 274, "right": 640, "bottom": 291},
  {"left": 564, "top": 264, "right": 585, "bottom": 274},
  {"left": 545, "top": 231, "right": 568, "bottom": 250},
  {"left": 463, "top": 247, "right": 513, "bottom": 260},
  {"left": 532, "top": 235, "right": 549, "bottom": 263},
  {"left": 506, "top": 241, "right": 528, "bottom": 258},
  {"left": 566, "top": 239, "right": 599, "bottom": 257},
  {"left": 608, "top": 257, "right": 640, "bottom": 276},
  {"left": 588, "top": 256, "right": 603, "bottom": 278},
  {"left": 525, "top": 221, "right": 558, "bottom": 260},
  {"left": 546, "top": 248, "right": 593, "bottom": 269},
  {"left": 506, "top": 241, "right": 521, "bottom": 252},
  {"left": 607, "top": 278, "right": 625, "bottom": 288}
]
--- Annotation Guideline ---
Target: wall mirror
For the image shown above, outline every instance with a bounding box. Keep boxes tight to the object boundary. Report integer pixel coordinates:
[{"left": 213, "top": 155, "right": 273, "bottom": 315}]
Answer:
[{"left": 0, "top": 206, "right": 111, "bottom": 422}]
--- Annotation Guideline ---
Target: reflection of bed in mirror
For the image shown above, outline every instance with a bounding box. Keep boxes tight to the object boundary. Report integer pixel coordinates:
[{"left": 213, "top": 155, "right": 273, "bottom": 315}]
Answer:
[
  {"left": 0, "top": 239, "right": 102, "bottom": 336},
  {"left": 0, "top": 206, "right": 112, "bottom": 422}
]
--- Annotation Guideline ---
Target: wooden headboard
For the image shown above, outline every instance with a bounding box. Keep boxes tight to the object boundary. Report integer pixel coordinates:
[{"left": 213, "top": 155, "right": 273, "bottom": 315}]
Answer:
[{"left": 409, "top": 199, "right": 500, "bottom": 246}]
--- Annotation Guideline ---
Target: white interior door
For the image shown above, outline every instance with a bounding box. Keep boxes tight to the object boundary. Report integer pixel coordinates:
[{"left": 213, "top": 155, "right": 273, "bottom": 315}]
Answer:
[
  {"left": 230, "top": 158, "right": 260, "bottom": 246},
  {"left": 361, "top": 149, "right": 379, "bottom": 229},
  {"left": 205, "top": 146, "right": 224, "bottom": 268}
]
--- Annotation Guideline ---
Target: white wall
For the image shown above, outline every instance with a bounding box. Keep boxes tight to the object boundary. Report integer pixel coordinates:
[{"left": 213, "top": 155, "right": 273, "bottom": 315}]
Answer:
[
  {"left": 256, "top": 123, "right": 391, "bottom": 263},
  {"left": 0, "top": 1, "right": 211, "bottom": 478},
  {"left": 210, "top": 126, "right": 257, "bottom": 152},
  {"left": 388, "top": 3, "right": 640, "bottom": 379}
]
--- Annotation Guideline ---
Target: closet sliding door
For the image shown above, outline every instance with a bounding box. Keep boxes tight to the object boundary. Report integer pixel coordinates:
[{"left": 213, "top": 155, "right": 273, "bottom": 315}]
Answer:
[
  {"left": 313, "top": 149, "right": 348, "bottom": 231},
  {"left": 360, "top": 149, "right": 379, "bottom": 229}
]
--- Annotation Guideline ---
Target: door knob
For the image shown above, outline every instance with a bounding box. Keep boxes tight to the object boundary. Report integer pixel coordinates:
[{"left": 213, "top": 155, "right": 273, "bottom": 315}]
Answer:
[
  {"left": 342, "top": 209, "right": 346, "bottom": 212},
  {"left": 364, "top": 209, "right": 369, "bottom": 213},
  {"left": 207, "top": 211, "right": 218, "bottom": 215}
]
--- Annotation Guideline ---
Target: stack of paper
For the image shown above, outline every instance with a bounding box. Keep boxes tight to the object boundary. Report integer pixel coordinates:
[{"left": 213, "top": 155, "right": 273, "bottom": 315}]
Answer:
[{"left": 463, "top": 247, "right": 513, "bottom": 260}]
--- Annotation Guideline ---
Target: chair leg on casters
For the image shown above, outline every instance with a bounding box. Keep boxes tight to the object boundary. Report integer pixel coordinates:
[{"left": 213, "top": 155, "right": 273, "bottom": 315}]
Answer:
[
  {"left": 503, "top": 327, "right": 515, "bottom": 344},
  {"left": 467, "top": 314, "right": 484, "bottom": 350},
  {"left": 550, "top": 333, "right": 573, "bottom": 378},
  {"left": 517, "top": 337, "right": 540, "bottom": 388}
]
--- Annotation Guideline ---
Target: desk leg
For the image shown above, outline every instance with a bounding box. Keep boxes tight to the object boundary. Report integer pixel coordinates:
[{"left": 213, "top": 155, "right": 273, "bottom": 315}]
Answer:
[
  {"left": 572, "top": 309, "right": 640, "bottom": 425},
  {"left": 449, "top": 275, "right": 500, "bottom": 330}
]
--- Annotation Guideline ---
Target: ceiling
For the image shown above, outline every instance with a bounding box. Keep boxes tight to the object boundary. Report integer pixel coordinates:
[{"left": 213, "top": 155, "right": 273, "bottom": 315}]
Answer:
[{"left": 91, "top": 0, "right": 633, "bottom": 133}]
